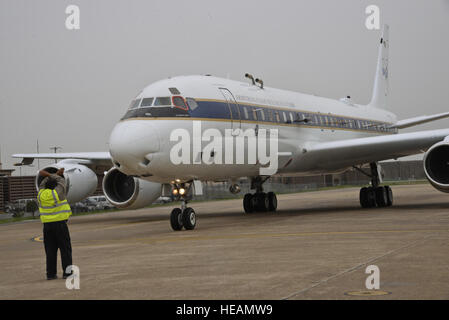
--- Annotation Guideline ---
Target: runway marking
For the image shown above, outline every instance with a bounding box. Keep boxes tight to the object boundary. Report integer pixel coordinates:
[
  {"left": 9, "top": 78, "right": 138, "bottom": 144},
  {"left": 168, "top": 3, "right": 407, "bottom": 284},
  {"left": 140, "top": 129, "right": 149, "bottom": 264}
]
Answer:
[
  {"left": 281, "top": 235, "right": 432, "bottom": 300},
  {"left": 70, "top": 228, "right": 447, "bottom": 247},
  {"left": 345, "top": 290, "right": 391, "bottom": 296}
]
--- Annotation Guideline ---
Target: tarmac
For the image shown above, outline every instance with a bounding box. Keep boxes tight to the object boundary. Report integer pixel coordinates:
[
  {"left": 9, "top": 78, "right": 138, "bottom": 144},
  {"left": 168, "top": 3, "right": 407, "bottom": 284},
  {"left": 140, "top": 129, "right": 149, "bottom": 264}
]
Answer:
[{"left": 0, "top": 184, "right": 448, "bottom": 300}]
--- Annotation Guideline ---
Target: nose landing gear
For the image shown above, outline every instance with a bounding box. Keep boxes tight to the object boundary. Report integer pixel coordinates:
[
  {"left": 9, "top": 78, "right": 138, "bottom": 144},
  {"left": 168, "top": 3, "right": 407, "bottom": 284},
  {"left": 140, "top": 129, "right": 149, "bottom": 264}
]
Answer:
[
  {"left": 243, "top": 176, "right": 277, "bottom": 213},
  {"left": 169, "top": 182, "right": 197, "bottom": 231}
]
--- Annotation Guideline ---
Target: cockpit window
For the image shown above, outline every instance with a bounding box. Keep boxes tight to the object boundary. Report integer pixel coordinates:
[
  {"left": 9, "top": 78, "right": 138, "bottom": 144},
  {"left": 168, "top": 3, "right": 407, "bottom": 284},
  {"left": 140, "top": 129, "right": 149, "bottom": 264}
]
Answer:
[
  {"left": 141, "top": 97, "right": 154, "bottom": 107},
  {"left": 172, "top": 96, "right": 188, "bottom": 110},
  {"left": 186, "top": 98, "right": 198, "bottom": 111},
  {"left": 154, "top": 97, "right": 171, "bottom": 106},
  {"left": 129, "top": 99, "right": 142, "bottom": 109}
]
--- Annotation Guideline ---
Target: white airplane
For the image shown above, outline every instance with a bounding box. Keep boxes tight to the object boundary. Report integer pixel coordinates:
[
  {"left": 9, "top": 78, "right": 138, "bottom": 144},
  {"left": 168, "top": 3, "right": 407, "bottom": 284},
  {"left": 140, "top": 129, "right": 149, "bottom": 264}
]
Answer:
[{"left": 13, "top": 25, "right": 449, "bottom": 231}]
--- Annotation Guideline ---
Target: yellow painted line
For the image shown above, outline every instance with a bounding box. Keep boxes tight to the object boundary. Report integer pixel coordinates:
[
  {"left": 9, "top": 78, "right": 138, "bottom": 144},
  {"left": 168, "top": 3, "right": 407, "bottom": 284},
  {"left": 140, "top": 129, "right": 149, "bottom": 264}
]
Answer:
[
  {"left": 345, "top": 290, "right": 391, "bottom": 296},
  {"left": 32, "top": 236, "right": 43, "bottom": 242}
]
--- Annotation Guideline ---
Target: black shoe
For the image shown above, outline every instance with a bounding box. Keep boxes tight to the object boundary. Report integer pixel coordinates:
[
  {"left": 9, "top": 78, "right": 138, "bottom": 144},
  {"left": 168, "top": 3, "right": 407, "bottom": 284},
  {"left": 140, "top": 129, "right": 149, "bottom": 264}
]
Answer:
[{"left": 47, "top": 275, "right": 58, "bottom": 280}]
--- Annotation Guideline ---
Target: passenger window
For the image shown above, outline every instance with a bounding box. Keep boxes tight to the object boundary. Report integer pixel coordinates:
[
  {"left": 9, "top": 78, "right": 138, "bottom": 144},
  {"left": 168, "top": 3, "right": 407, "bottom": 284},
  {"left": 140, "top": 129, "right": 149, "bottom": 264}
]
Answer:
[
  {"left": 275, "top": 112, "right": 280, "bottom": 123},
  {"left": 267, "top": 110, "right": 273, "bottom": 122},
  {"left": 260, "top": 110, "right": 265, "bottom": 121},
  {"left": 141, "top": 98, "right": 154, "bottom": 107},
  {"left": 172, "top": 96, "right": 188, "bottom": 110},
  {"left": 282, "top": 112, "right": 287, "bottom": 123},
  {"left": 243, "top": 107, "right": 249, "bottom": 119},
  {"left": 186, "top": 98, "right": 199, "bottom": 110},
  {"left": 154, "top": 97, "right": 171, "bottom": 106},
  {"left": 252, "top": 109, "right": 258, "bottom": 120}
]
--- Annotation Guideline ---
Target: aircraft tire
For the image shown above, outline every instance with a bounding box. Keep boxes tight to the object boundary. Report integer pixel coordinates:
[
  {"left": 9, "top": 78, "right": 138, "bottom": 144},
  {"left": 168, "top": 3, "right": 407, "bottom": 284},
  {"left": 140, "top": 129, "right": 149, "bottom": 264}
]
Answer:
[
  {"left": 243, "top": 193, "right": 254, "bottom": 213},
  {"left": 170, "top": 208, "right": 183, "bottom": 231},
  {"left": 255, "top": 192, "right": 269, "bottom": 212},
  {"left": 375, "top": 186, "right": 388, "bottom": 207},
  {"left": 360, "top": 187, "right": 376, "bottom": 208},
  {"left": 267, "top": 192, "right": 277, "bottom": 212},
  {"left": 182, "top": 207, "right": 196, "bottom": 230},
  {"left": 385, "top": 186, "right": 393, "bottom": 206}
]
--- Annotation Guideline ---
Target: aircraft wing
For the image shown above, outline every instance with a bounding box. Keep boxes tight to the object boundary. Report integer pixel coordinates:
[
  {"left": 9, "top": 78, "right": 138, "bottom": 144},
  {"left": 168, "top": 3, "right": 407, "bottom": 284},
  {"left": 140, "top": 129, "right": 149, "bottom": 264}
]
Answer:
[
  {"left": 390, "top": 111, "right": 449, "bottom": 129},
  {"left": 12, "top": 152, "right": 111, "bottom": 166},
  {"left": 299, "top": 128, "right": 449, "bottom": 171}
]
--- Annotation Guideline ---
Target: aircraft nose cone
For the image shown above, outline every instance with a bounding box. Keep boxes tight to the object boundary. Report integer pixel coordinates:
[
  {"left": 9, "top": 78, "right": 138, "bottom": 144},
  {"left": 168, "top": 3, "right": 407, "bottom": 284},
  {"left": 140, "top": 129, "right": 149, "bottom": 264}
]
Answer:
[{"left": 109, "top": 120, "right": 159, "bottom": 171}]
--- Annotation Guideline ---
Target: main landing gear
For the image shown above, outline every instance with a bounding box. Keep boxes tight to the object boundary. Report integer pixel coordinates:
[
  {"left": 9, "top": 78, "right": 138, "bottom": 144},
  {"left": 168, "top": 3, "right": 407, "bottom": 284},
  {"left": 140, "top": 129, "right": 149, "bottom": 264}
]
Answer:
[
  {"left": 356, "top": 162, "right": 393, "bottom": 208},
  {"left": 170, "top": 182, "right": 197, "bottom": 231},
  {"left": 243, "top": 176, "right": 278, "bottom": 213}
]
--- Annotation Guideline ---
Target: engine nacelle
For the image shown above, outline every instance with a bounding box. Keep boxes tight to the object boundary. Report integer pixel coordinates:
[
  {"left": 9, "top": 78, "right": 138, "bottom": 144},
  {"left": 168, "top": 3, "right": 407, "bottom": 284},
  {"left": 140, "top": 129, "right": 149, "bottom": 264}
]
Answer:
[
  {"left": 424, "top": 141, "right": 449, "bottom": 193},
  {"left": 102, "top": 168, "right": 162, "bottom": 209},
  {"left": 36, "top": 161, "right": 98, "bottom": 204}
]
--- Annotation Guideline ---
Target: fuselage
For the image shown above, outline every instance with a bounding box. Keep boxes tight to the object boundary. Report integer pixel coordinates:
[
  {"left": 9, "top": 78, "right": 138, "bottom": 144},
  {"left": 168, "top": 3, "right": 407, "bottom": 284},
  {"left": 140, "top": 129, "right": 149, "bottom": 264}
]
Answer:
[{"left": 109, "top": 75, "right": 398, "bottom": 183}]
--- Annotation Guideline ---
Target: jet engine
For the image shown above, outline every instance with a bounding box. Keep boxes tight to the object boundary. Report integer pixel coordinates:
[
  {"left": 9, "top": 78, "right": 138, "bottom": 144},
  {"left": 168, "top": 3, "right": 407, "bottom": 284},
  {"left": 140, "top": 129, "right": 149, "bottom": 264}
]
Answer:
[
  {"left": 423, "top": 140, "right": 449, "bottom": 193},
  {"left": 36, "top": 161, "right": 98, "bottom": 204},
  {"left": 102, "top": 168, "right": 162, "bottom": 209}
]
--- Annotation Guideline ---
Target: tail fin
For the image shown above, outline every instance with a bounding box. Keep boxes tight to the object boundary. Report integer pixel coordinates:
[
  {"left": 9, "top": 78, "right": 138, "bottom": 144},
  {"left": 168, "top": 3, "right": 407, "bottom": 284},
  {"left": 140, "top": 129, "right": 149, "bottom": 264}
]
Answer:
[{"left": 368, "top": 24, "right": 389, "bottom": 109}]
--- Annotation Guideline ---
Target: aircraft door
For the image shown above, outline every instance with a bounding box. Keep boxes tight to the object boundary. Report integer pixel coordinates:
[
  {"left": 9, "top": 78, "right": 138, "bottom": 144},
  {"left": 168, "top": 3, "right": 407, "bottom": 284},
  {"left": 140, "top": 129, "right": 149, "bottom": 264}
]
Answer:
[{"left": 219, "top": 88, "right": 241, "bottom": 132}]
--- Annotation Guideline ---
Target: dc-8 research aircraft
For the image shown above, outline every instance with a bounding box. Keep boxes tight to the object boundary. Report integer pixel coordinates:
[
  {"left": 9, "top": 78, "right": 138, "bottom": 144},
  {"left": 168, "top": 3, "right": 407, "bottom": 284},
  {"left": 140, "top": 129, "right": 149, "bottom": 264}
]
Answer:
[{"left": 13, "top": 25, "right": 449, "bottom": 231}]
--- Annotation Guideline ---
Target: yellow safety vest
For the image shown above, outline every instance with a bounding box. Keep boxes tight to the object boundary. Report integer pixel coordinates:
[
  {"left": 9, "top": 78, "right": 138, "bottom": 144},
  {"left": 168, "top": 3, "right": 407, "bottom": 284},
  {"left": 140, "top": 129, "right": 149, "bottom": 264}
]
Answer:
[{"left": 37, "top": 189, "right": 72, "bottom": 223}]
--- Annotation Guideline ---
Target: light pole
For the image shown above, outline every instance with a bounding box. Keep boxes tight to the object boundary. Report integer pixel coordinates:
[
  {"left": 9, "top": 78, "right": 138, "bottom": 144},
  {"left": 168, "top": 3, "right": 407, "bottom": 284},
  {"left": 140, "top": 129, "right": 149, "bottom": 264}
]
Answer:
[{"left": 49, "top": 146, "right": 62, "bottom": 163}]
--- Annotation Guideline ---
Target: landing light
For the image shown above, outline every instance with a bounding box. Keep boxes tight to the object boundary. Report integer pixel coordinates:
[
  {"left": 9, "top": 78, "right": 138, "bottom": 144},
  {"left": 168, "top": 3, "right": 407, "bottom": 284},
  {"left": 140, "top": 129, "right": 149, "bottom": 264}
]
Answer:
[
  {"left": 172, "top": 189, "right": 179, "bottom": 196},
  {"left": 179, "top": 188, "right": 186, "bottom": 195}
]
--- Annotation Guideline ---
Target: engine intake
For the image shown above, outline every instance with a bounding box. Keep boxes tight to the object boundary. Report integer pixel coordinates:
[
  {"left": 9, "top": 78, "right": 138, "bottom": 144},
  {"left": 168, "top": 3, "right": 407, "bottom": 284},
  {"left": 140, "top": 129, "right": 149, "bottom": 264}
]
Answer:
[
  {"left": 103, "top": 168, "right": 161, "bottom": 209},
  {"left": 424, "top": 141, "right": 449, "bottom": 193},
  {"left": 36, "top": 162, "right": 98, "bottom": 204}
]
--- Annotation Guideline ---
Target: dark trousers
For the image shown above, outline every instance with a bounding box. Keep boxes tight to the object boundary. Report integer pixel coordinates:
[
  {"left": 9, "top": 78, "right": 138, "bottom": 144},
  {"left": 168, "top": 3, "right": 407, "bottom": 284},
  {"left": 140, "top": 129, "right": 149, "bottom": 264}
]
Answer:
[{"left": 43, "top": 220, "right": 72, "bottom": 277}]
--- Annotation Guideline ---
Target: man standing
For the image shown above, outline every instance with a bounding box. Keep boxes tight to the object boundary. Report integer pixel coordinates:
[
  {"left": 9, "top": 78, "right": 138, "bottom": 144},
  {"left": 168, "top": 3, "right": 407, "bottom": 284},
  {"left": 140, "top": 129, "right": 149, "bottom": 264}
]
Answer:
[{"left": 37, "top": 168, "right": 73, "bottom": 280}]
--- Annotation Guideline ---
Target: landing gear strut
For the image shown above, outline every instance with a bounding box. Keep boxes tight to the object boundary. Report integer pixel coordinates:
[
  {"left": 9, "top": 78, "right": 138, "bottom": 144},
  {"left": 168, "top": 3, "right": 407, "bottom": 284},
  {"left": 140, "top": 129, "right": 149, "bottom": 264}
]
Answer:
[
  {"left": 243, "top": 176, "right": 277, "bottom": 213},
  {"left": 356, "top": 162, "right": 393, "bottom": 208},
  {"left": 170, "top": 182, "right": 197, "bottom": 231}
]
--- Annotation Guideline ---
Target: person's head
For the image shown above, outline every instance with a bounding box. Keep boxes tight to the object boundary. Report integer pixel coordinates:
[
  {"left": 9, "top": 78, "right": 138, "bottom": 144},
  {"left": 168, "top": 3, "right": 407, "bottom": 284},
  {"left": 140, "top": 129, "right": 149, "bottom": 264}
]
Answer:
[{"left": 45, "top": 178, "right": 58, "bottom": 190}]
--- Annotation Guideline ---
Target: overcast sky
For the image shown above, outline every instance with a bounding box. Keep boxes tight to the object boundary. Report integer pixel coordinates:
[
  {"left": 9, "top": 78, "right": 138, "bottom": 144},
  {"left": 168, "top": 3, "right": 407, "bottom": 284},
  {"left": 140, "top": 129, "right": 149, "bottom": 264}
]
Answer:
[{"left": 1, "top": 0, "right": 448, "bottom": 175}]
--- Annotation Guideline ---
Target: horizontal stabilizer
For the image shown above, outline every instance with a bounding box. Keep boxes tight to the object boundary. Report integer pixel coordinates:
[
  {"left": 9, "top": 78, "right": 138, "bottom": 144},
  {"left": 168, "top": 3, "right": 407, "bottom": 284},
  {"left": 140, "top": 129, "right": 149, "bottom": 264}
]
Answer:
[{"left": 389, "top": 111, "right": 449, "bottom": 129}]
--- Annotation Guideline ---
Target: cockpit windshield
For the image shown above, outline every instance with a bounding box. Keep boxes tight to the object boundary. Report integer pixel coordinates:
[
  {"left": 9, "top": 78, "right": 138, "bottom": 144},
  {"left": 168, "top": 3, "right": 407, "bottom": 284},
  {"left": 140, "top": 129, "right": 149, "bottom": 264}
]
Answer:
[
  {"left": 128, "top": 99, "right": 142, "bottom": 109},
  {"left": 122, "top": 96, "right": 195, "bottom": 120},
  {"left": 141, "top": 97, "right": 154, "bottom": 107}
]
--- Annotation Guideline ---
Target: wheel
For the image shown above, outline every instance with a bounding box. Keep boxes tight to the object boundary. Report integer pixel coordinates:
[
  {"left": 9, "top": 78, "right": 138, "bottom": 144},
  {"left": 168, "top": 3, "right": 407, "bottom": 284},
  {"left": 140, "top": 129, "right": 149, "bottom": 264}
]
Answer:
[
  {"left": 375, "top": 186, "right": 388, "bottom": 207},
  {"left": 182, "top": 207, "right": 196, "bottom": 230},
  {"left": 267, "top": 192, "right": 277, "bottom": 212},
  {"left": 360, "top": 187, "right": 376, "bottom": 208},
  {"left": 243, "top": 193, "right": 254, "bottom": 213},
  {"left": 385, "top": 186, "right": 393, "bottom": 206},
  {"left": 255, "top": 192, "right": 269, "bottom": 212},
  {"left": 360, "top": 187, "right": 369, "bottom": 208},
  {"left": 170, "top": 208, "right": 183, "bottom": 231}
]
